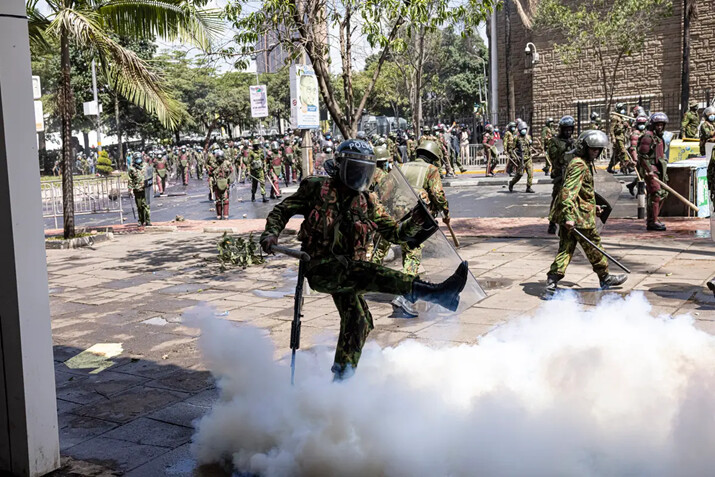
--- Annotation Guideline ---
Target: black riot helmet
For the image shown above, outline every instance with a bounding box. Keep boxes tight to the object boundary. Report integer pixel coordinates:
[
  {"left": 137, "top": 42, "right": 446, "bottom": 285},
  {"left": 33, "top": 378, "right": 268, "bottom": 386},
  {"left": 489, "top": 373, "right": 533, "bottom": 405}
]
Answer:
[
  {"left": 334, "top": 139, "right": 376, "bottom": 192},
  {"left": 558, "top": 115, "right": 575, "bottom": 138}
]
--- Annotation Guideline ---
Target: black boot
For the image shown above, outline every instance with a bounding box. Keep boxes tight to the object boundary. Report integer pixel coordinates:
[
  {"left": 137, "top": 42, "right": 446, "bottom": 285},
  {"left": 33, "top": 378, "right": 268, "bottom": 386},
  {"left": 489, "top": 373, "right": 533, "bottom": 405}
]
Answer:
[
  {"left": 599, "top": 273, "right": 628, "bottom": 290},
  {"left": 525, "top": 187, "right": 535, "bottom": 193},
  {"left": 547, "top": 222, "right": 557, "bottom": 235},
  {"left": 262, "top": 194, "right": 269, "bottom": 203},
  {"left": 544, "top": 275, "right": 560, "bottom": 296},
  {"left": 406, "top": 261, "right": 468, "bottom": 312},
  {"left": 646, "top": 222, "right": 666, "bottom": 231},
  {"left": 508, "top": 182, "right": 514, "bottom": 192},
  {"left": 707, "top": 279, "right": 715, "bottom": 297},
  {"left": 251, "top": 193, "right": 256, "bottom": 202},
  {"left": 626, "top": 181, "right": 636, "bottom": 197}
]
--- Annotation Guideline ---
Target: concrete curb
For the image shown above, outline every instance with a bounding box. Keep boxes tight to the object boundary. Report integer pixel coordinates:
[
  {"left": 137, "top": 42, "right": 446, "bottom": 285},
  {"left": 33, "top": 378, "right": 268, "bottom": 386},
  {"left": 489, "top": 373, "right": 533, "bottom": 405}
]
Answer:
[
  {"left": 203, "top": 227, "right": 237, "bottom": 233},
  {"left": 45, "top": 232, "right": 114, "bottom": 249},
  {"left": 145, "top": 225, "right": 177, "bottom": 233},
  {"left": 443, "top": 177, "right": 555, "bottom": 187}
]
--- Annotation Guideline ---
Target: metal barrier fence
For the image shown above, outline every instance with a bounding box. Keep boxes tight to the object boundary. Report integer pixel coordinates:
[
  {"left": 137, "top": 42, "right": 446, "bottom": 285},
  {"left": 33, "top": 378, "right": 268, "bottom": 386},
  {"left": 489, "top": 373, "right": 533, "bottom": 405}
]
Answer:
[
  {"left": 460, "top": 143, "right": 508, "bottom": 168},
  {"left": 41, "top": 176, "right": 125, "bottom": 229}
]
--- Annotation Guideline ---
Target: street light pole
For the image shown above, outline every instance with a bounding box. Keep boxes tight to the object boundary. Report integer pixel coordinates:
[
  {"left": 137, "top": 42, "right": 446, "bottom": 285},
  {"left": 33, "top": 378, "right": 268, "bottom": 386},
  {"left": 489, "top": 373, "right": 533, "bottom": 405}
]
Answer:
[{"left": 91, "top": 59, "right": 102, "bottom": 151}]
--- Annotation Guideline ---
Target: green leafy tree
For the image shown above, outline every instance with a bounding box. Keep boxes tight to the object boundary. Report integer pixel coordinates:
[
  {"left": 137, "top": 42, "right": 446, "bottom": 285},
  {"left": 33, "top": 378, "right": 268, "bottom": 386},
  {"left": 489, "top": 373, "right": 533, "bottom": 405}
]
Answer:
[
  {"left": 534, "top": 0, "right": 673, "bottom": 130},
  {"left": 27, "top": 0, "right": 221, "bottom": 238},
  {"left": 225, "top": 0, "right": 496, "bottom": 138}
]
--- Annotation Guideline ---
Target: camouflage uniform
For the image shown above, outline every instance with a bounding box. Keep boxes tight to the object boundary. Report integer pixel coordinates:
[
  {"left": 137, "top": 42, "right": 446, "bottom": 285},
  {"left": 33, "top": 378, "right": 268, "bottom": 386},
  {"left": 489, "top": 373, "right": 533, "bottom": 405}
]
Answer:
[
  {"left": 205, "top": 152, "right": 218, "bottom": 200},
  {"left": 681, "top": 109, "right": 699, "bottom": 139},
  {"left": 420, "top": 134, "right": 451, "bottom": 175},
  {"left": 266, "top": 149, "right": 282, "bottom": 199},
  {"left": 282, "top": 142, "right": 297, "bottom": 185},
  {"left": 608, "top": 116, "right": 629, "bottom": 172},
  {"left": 700, "top": 120, "right": 715, "bottom": 157},
  {"left": 212, "top": 158, "right": 233, "bottom": 218},
  {"left": 153, "top": 155, "right": 168, "bottom": 195},
  {"left": 548, "top": 135, "right": 575, "bottom": 220},
  {"left": 177, "top": 152, "right": 190, "bottom": 185},
  {"left": 509, "top": 134, "right": 533, "bottom": 190},
  {"left": 261, "top": 176, "right": 420, "bottom": 376},
  {"left": 128, "top": 162, "right": 151, "bottom": 226},
  {"left": 482, "top": 131, "right": 499, "bottom": 175},
  {"left": 638, "top": 130, "right": 669, "bottom": 227},
  {"left": 406, "top": 139, "right": 416, "bottom": 162},
  {"left": 540, "top": 125, "right": 554, "bottom": 174},
  {"left": 249, "top": 150, "right": 266, "bottom": 199},
  {"left": 194, "top": 148, "right": 206, "bottom": 179},
  {"left": 503, "top": 129, "right": 515, "bottom": 175},
  {"left": 547, "top": 156, "right": 609, "bottom": 280}
]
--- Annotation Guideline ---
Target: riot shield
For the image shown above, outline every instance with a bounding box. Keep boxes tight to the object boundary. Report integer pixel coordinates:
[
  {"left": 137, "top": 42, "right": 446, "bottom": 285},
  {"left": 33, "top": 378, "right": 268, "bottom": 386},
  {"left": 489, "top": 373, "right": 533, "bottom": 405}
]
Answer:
[
  {"left": 144, "top": 164, "right": 154, "bottom": 205},
  {"left": 373, "top": 166, "right": 487, "bottom": 317},
  {"left": 593, "top": 166, "right": 622, "bottom": 232}
]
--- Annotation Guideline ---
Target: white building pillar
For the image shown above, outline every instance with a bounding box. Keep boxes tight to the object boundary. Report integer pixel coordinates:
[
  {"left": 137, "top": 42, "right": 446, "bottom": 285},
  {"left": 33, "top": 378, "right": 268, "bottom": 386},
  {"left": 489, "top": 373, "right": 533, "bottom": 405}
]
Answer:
[{"left": 0, "top": 2, "right": 61, "bottom": 475}]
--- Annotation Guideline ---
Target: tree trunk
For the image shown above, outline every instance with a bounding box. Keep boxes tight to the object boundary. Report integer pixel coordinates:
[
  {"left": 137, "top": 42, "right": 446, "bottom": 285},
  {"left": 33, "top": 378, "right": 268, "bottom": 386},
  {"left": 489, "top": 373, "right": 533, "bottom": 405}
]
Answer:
[
  {"left": 115, "top": 93, "right": 124, "bottom": 170},
  {"left": 680, "top": 0, "right": 691, "bottom": 120},
  {"left": 203, "top": 119, "right": 217, "bottom": 152},
  {"left": 174, "top": 130, "right": 180, "bottom": 144},
  {"left": 82, "top": 131, "right": 90, "bottom": 155},
  {"left": 60, "top": 25, "right": 75, "bottom": 238},
  {"left": 505, "top": 0, "right": 514, "bottom": 121}
]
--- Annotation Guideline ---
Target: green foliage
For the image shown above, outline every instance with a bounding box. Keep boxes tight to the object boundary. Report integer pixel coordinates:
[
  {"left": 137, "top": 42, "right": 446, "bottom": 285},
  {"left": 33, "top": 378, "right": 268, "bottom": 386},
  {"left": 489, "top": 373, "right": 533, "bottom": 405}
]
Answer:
[
  {"left": 534, "top": 0, "right": 672, "bottom": 64},
  {"left": 217, "top": 232, "right": 265, "bottom": 268},
  {"left": 96, "top": 150, "right": 113, "bottom": 176}
]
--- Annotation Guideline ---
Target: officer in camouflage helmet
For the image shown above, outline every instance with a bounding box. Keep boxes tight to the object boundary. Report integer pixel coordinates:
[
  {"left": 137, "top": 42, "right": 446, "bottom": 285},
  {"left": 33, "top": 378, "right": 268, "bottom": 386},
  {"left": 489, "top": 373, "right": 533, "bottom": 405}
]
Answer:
[
  {"left": 681, "top": 101, "right": 700, "bottom": 139},
  {"left": 249, "top": 139, "right": 268, "bottom": 203},
  {"left": 541, "top": 118, "right": 555, "bottom": 176},
  {"left": 128, "top": 153, "right": 151, "bottom": 226},
  {"left": 638, "top": 112, "right": 671, "bottom": 231},
  {"left": 177, "top": 145, "right": 190, "bottom": 186},
  {"left": 509, "top": 121, "right": 535, "bottom": 193},
  {"left": 547, "top": 115, "right": 576, "bottom": 234},
  {"left": 588, "top": 111, "right": 603, "bottom": 131},
  {"left": 625, "top": 114, "right": 649, "bottom": 197},
  {"left": 503, "top": 122, "right": 517, "bottom": 176},
  {"left": 607, "top": 103, "right": 629, "bottom": 174},
  {"left": 260, "top": 139, "right": 469, "bottom": 380},
  {"left": 482, "top": 124, "right": 499, "bottom": 177},
  {"left": 211, "top": 149, "right": 233, "bottom": 219},
  {"left": 700, "top": 106, "right": 715, "bottom": 157},
  {"left": 545, "top": 130, "right": 627, "bottom": 295},
  {"left": 153, "top": 151, "right": 168, "bottom": 196}
]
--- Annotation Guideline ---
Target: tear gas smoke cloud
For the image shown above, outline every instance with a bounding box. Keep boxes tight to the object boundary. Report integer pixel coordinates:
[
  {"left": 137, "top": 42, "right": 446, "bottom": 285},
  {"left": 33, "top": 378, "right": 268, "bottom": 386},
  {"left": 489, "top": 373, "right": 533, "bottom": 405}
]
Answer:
[{"left": 189, "top": 294, "right": 715, "bottom": 476}]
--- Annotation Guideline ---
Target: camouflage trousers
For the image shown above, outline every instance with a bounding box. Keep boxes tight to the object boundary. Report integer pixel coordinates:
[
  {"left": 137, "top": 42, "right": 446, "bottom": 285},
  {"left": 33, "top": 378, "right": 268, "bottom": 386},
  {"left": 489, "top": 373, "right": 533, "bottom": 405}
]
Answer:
[
  {"left": 608, "top": 139, "right": 628, "bottom": 170},
  {"left": 306, "top": 258, "right": 414, "bottom": 377},
  {"left": 250, "top": 169, "right": 266, "bottom": 196},
  {"left": 370, "top": 237, "right": 423, "bottom": 276},
  {"left": 213, "top": 185, "right": 229, "bottom": 218},
  {"left": 509, "top": 158, "right": 533, "bottom": 188},
  {"left": 644, "top": 169, "right": 668, "bottom": 225},
  {"left": 133, "top": 190, "right": 150, "bottom": 225},
  {"left": 543, "top": 148, "right": 551, "bottom": 174},
  {"left": 548, "top": 226, "right": 609, "bottom": 280}
]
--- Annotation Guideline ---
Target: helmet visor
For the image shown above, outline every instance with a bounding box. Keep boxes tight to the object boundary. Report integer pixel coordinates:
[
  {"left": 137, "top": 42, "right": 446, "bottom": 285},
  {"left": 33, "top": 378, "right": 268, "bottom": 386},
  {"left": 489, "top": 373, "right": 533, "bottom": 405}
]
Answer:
[{"left": 339, "top": 156, "right": 376, "bottom": 192}]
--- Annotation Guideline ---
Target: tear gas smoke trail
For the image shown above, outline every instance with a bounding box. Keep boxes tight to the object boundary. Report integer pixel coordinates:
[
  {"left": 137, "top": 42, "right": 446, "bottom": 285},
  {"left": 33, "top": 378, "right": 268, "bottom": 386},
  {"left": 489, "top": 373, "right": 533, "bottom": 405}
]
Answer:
[{"left": 189, "top": 294, "right": 715, "bottom": 477}]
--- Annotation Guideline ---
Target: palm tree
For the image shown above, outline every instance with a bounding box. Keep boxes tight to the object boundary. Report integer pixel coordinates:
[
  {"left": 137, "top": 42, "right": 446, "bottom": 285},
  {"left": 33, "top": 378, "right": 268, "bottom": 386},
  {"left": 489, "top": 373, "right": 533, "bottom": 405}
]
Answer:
[{"left": 27, "top": 0, "right": 221, "bottom": 238}]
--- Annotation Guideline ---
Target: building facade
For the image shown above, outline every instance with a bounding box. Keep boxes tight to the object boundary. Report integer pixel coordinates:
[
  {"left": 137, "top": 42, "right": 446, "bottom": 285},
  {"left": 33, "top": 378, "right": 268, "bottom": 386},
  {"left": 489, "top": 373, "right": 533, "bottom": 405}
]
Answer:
[{"left": 494, "top": 0, "right": 715, "bottom": 131}]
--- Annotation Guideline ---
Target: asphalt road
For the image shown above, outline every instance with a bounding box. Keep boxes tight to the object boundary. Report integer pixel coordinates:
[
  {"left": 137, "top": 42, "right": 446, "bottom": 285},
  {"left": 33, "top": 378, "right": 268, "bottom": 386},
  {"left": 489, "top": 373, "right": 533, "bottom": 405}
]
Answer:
[{"left": 44, "top": 171, "right": 641, "bottom": 230}]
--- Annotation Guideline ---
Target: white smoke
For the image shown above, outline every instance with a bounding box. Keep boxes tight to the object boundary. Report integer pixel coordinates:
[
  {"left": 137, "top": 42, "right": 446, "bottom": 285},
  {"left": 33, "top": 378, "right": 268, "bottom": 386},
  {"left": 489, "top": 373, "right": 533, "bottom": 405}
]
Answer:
[{"left": 189, "top": 293, "right": 715, "bottom": 477}]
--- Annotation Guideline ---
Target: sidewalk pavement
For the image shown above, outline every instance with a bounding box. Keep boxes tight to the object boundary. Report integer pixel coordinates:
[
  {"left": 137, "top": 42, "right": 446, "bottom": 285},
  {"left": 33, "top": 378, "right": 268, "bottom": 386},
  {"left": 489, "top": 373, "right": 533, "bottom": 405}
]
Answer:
[{"left": 47, "top": 222, "right": 715, "bottom": 475}]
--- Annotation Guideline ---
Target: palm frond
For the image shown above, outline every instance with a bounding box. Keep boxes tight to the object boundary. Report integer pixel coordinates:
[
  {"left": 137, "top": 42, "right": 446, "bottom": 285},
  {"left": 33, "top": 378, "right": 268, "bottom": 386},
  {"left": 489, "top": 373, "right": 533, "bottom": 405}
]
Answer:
[
  {"left": 49, "top": 8, "right": 186, "bottom": 129},
  {"left": 96, "top": 0, "right": 223, "bottom": 50},
  {"left": 26, "top": 0, "right": 53, "bottom": 53}
]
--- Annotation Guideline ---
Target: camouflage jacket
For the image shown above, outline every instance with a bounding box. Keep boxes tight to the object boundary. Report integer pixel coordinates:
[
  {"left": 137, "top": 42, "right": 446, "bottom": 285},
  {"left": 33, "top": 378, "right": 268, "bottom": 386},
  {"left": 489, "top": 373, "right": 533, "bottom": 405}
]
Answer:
[
  {"left": 205, "top": 155, "right": 218, "bottom": 175},
  {"left": 262, "top": 176, "right": 418, "bottom": 263},
  {"left": 153, "top": 157, "right": 168, "bottom": 178},
  {"left": 128, "top": 163, "right": 146, "bottom": 192},
  {"left": 248, "top": 150, "right": 264, "bottom": 172},
  {"left": 701, "top": 121, "right": 715, "bottom": 153},
  {"left": 681, "top": 111, "right": 699, "bottom": 139},
  {"left": 628, "top": 128, "right": 644, "bottom": 163},
  {"left": 401, "top": 159, "right": 449, "bottom": 217},
  {"left": 406, "top": 139, "right": 416, "bottom": 160},
  {"left": 638, "top": 130, "right": 668, "bottom": 181},
  {"left": 515, "top": 135, "right": 532, "bottom": 162},
  {"left": 540, "top": 126, "right": 553, "bottom": 148},
  {"left": 503, "top": 131, "right": 514, "bottom": 155},
  {"left": 551, "top": 156, "right": 596, "bottom": 228},
  {"left": 610, "top": 117, "right": 628, "bottom": 144},
  {"left": 548, "top": 136, "right": 575, "bottom": 181}
]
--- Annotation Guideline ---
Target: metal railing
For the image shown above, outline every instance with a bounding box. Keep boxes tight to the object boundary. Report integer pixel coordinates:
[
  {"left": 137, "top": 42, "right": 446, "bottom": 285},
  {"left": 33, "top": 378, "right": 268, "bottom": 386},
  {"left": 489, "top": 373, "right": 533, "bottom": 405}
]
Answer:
[
  {"left": 459, "top": 143, "right": 508, "bottom": 168},
  {"left": 42, "top": 176, "right": 125, "bottom": 229}
]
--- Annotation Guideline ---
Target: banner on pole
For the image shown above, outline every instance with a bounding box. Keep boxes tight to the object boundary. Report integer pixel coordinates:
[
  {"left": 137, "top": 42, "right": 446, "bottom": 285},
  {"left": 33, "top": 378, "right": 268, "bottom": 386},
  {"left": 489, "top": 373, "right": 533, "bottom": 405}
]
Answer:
[
  {"left": 34, "top": 101, "right": 44, "bottom": 132},
  {"left": 290, "top": 64, "right": 320, "bottom": 129},
  {"left": 249, "top": 85, "right": 269, "bottom": 118}
]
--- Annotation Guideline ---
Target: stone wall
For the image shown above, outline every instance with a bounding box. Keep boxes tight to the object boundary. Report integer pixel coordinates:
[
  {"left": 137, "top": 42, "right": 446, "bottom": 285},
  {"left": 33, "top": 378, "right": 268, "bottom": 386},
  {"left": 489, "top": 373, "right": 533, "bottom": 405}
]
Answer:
[{"left": 496, "top": 0, "right": 715, "bottom": 129}]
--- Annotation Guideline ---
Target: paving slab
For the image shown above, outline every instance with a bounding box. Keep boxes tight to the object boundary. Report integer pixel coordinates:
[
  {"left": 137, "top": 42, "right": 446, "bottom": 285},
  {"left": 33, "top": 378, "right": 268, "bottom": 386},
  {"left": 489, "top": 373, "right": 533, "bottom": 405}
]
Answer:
[
  {"left": 101, "top": 417, "right": 193, "bottom": 448},
  {"left": 64, "top": 437, "right": 170, "bottom": 473},
  {"left": 75, "top": 387, "right": 189, "bottom": 424}
]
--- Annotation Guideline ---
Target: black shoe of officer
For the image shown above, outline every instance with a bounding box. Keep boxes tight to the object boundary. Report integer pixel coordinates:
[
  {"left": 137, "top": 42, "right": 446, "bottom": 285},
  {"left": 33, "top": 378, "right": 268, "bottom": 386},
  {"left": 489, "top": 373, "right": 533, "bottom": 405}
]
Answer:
[
  {"left": 251, "top": 194, "right": 256, "bottom": 202},
  {"left": 525, "top": 187, "right": 535, "bottom": 193},
  {"left": 646, "top": 222, "right": 666, "bottom": 231},
  {"left": 508, "top": 182, "right": 514, "bottom": 192},
  {"left": 626, "top": 182, "right": 636, "bottom": 197},
  {"left": 262, "top": 195, "right": 269, "bottom": 203},
  {"left": 544, "top": 275, "right": 560, "bottom": 296},
  {"left": 599, "top": 273, "right": 627, "bottom": 290},
  {"left": 407, "top": 261, "right": 469, "bottom": 312},
  {"left": 547, "top": 222, "right": 557, "bottom": 235},
  {"left": 707, "top": 279, "right": 715, "bottom": 297},
  {"left": 606, "top": 166, "right": 615, "bottom": 174}
]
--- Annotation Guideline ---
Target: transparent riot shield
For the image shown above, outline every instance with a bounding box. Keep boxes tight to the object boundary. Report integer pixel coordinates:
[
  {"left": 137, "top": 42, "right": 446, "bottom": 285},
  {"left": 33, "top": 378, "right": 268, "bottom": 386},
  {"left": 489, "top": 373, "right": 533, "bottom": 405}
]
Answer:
[
  {"left": 144, "top": 164, "right": 154, "bottom": 205},
  {"left": 373, "top": 166, "right": 487, "bottom": 318},
  {"left": 594, "top": 165, "right": 622, "bottom": 233}
]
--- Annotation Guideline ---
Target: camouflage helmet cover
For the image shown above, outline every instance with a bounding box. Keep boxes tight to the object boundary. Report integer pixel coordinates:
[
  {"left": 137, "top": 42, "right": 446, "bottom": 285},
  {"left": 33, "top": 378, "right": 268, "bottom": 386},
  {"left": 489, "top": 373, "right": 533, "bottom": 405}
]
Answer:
[{"left": 415, "top": 140, "right": 443, "bottom": 165}]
